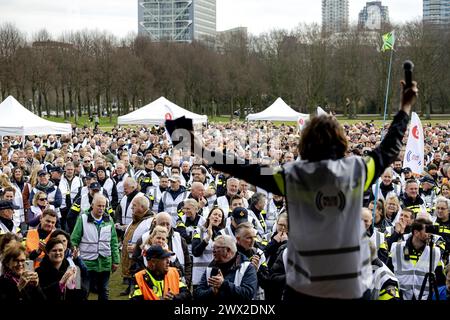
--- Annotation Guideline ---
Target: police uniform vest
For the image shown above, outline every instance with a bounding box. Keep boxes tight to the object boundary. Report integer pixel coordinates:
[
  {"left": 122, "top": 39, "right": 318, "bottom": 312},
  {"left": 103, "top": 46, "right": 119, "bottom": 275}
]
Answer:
[
  {"left": 420, "top": 188, "right": 437, "bottom": 213},
  {"left": 124, "top": 216, "right": 153, "bottom": 244},
  {"left": 160, "top": 190, "right": 188, "bottom": 219},
  {"left": 101, "top": 178, "right": 115, "bottom": 203},
  {"left": 114, "top": 173, "right": 129, "bottom": 202},
  {"left": 0, "top": 220, "right": 20, "bottom": 235},
  {"left": 206, "top": 260, "right": 252, "bottom": 288},
  {"left": 401, "top": 196, "right": 427, "bottom": 216},
  {"left": 151, "top": 187, "right": 163, "bottom": 212},
  {"left": 219, "top": 224, "right": 236, "bottom": 240},
  {"left": 372, "top": 181, "right": 401, "bottom": 202},
  {"left": 192, "top": 228, "right": 215, "bottom": 285},
  {"left": 12, "top": 182, "right": 27, "bottom": 224},
  {"left": 371, "top": 260, "right": 399, "bottom": 300},
  {"left": 119, "top": 191, "right": 145, "bottom": 226},
  {"left": 283, "top": 156, "right": 372, "bottom": 299},
  {"left": 59, "top": 175, "right": 83, "bottom": 209},
  {"left": 133, "top": 267, "right": 180, "bottom": 300},
  {"left": 216, "top": 196, "right": 231, "bottom": 216},
  {"left": 391, "top": 240, "right": 441, "bottom": 300},
  {"left": 79, "top": 213, "right": 112, "bottom": 261},
  {"left": 370, "top": 230, "right": 385, "bottom": 250}
]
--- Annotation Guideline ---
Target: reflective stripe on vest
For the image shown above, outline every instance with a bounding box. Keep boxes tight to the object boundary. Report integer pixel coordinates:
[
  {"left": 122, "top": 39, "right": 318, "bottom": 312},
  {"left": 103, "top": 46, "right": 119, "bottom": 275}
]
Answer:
[
  {"left": 391, "top": 241, "right": 441, "bottom": 300},
  {"left": 206, "top": 261, "right": 251, "bottom": 287},
  {"left": 192, "top": 228, "right": 214, "bottom": 285},
  {"left": 25, "top": 229, "right": 52, "bottom": 268},
  {"left": 171, "top": 232, "right": 185, "bottom": 267},
  {"left": 120, "top": 192, "right": 145, "bottom": 225},
  {"left": 284, "top": 156, "right": 370, "bottom": 299},
  {"left": 134, "top": 267, "right": 180, "bottom": 300},
  {"left": 162, "top": 191, "right": 188, "bottom": 216},
  {"left": 79, "top": 214, "right": 112, "bottom": 260}
]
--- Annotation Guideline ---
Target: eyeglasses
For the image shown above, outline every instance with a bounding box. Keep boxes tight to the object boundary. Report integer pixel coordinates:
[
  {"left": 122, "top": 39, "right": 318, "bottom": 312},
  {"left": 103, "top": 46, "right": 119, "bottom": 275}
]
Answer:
[
  {"left": 13, "top": 259, "right": 26, "bottom": 264},
  {"left": 213, "top": 246, "right": 228, "bottom": 251},
  {"left": 436, "top": 207, "right": 448, "bottom": 210}
]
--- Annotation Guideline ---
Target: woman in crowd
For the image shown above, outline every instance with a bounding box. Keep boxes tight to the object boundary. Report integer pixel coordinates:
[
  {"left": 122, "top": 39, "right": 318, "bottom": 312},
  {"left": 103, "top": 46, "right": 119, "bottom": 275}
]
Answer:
[
  {"left": 264, "top": 212, "right": 289, "bottom": 271},
  {"left": 368, "top": 199, "right": 390, "bottom": 232},
  {"left": 384, "top": 195, "right": 401, "bottom": 224},
  {"left": 0, "top": 242, "right": 46, "bottom": 301},
  {"left": 36, "top": 238, "right": 78, "bottom": 300},
  {"left": 440, "top": 182, "right": 450, "bottom": 199},
  {"left": 28, "top": 191, "right": 55, "bottom": 228},
  {"left": 0, "top": 233, "right": 22, "bottom": 275},
  {"left": 191, "top": 207, "right": 225, "bottom": 288}
]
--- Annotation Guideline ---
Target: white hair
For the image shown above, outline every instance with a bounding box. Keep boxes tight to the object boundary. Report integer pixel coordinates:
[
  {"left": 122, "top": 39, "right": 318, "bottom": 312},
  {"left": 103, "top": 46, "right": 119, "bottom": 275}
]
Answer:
[{"left": 214, "top": 235, "right": 237, "bottom": 254}]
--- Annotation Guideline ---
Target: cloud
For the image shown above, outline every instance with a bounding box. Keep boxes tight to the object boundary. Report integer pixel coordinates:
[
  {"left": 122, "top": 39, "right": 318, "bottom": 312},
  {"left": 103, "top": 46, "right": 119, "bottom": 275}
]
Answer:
[{"left": 0, "top": 0, "right": 423, "bottom": 38}]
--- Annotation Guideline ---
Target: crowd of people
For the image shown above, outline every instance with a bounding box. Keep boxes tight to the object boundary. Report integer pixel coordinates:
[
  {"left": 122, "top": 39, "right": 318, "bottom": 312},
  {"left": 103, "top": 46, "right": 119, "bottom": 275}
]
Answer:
[{"left": 0, "top": 108, "right": 449, "bottom": 301}]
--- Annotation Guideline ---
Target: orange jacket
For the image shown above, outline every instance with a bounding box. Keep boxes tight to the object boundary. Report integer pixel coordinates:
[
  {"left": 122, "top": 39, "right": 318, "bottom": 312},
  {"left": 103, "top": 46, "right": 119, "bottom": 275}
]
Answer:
[
  {"left": 134, "top": 267, "right": 180, "bottom": 300},
  {"left": 25, "top": 229, "right": 52, "bottom": 268}
]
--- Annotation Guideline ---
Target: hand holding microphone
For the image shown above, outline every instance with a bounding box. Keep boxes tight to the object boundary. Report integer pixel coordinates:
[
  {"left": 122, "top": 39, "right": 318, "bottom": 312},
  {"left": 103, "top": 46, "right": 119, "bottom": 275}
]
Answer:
[{"left": 400, "top": 60, "right": 418, "bottom": 115}]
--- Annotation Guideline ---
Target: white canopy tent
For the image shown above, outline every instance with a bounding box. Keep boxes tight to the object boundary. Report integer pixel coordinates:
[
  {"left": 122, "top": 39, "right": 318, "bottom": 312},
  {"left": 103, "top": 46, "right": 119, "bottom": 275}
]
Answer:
[
  {"left": 0, "top": 96, "right": 72, "bottom": 136},
  {"left": 246, "top": 97, "right": 309, "bottom": 122},
  {"left": 118, "top": 96, "right": 208, "bottom": 125}
]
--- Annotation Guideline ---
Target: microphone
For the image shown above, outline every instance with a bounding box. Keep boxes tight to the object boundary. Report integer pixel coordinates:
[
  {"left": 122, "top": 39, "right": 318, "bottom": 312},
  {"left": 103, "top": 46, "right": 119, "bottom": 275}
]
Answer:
[{"left": 403, "top": 60, "right": 414, "bottom": 89}]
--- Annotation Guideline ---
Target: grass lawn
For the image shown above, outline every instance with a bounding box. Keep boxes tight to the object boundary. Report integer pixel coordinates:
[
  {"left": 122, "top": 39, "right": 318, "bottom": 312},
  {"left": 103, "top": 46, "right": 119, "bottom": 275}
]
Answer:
[
  {"left": 87, "top": 264, "right": 129, "bottom": 301},
  {"left": 44, "top": 114, "right": 450, "bottom": 131}
]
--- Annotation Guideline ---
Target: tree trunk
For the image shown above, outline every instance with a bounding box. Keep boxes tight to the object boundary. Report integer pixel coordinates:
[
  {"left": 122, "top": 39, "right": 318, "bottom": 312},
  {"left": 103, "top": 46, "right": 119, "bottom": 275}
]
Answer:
[
  {"left": 37, "top": 92, "right": 42, "bottom": 117},
  {"left": 55, "top": 87, "right": 60, "bottom": 118},
  {"left": 62, "top": 86, "right": 67, "bottom": 120},
  {"left": 77, "top": 89, "right": 82, "bottom": 117},
  {"left": 44, "top": 92, "right": 50, "bottom": 117},
  {"left": 96, "top": 94, "right": 101, "bottom": 118}
]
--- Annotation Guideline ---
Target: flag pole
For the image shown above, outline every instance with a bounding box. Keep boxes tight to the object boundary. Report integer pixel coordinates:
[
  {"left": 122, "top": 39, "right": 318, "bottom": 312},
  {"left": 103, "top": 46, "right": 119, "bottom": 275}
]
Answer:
[{"left": 372, "top": 33, "right": 395, "bottom": 230}]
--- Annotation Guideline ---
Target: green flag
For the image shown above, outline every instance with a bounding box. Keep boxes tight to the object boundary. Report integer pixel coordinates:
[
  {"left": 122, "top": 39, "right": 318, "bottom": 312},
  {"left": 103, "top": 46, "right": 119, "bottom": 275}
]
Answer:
[{"left": 381, "top": 31, "right": 395, "bottom": 52}]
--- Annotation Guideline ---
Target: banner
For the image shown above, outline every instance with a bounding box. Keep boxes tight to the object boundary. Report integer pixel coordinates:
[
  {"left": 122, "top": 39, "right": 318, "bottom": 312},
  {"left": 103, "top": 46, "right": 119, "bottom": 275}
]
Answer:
[
  {"left": 403, "top": 112, "right": 424, "bottom": 175},
  {"left": 297, "top": 114, "right": 309, "bottom": 131},
  {"left": 317, "top": 106, "right": 328, "bottom": 116}
]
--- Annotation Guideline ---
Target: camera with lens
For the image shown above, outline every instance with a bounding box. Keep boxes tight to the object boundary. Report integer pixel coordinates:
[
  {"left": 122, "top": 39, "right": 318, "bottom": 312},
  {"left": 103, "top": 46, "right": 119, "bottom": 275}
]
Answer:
[{"left": 425, "top": 225, "right": 440, "bottom": 235}]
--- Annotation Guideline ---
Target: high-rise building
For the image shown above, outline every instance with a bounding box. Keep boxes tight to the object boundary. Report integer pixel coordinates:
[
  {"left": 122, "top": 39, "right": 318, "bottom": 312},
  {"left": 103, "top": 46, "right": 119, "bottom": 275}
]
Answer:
[
  {"left": 358, "top": 1, "right": 389, "bottom": 30},
  {"left": 423, "top": 0, "right": 450, "bottom": 26},
  {"left": 138, "top": 0, "right": 216, "bottom": 42},
  {"left": 322, "top": 0, "right": 349, "bottom": 34}
]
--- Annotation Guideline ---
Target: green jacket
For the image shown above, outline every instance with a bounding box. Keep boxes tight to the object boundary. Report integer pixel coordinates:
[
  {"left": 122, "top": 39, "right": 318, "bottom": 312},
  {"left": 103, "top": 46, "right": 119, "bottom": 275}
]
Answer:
[{"left": 70, "top": 210, "right": 120, "bottom": 272}]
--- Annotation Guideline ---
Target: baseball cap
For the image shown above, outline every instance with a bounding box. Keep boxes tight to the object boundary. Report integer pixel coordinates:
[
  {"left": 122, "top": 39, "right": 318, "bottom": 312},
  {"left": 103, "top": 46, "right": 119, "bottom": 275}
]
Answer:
[
  {"left": 37, "top": 169, "right": 48, "bottom": 176},
  {"left": 0, "top": 200, "right": 20, "bottom": 210},
  {"left": 89, "top": 182, "right": 101, "bottom": 190},
  {"left": 85, "top": 172, "right": 97, "bottom": 179},
  {"left": 231, "top": 207, "right": 248, "bottom": 225},
  {"left": 402, "top": 167, "right": 412, "bottom": 174},
  {"left": 144, "top": 245, "right": 175, "bottom": 260},
  {"left": 49, "top": 166, "right": 63, "bottom": 174},
  {"left": 169, "top": 174, "right": 181, "bottom": 182},
  {"left": 420, "top": 175, "right": 436, "bottom": 186}
]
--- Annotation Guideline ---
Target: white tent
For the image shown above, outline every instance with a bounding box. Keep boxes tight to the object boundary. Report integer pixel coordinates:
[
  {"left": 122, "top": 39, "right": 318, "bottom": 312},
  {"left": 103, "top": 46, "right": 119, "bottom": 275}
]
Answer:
[
  {"left": 246, "top": 97, "right": 309, "bottom": 122},
  {"left": 118, "top": 96, "right": 207, "bottom": 125},
  {"left": 0, "top": 96, "right": 72, "bottom": 136}
]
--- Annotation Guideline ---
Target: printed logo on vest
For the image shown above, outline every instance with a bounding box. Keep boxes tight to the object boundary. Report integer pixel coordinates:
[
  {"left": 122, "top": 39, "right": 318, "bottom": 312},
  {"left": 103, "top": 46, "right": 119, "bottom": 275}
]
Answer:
[{"left": 315, "top": 191, "right": 346, "bottom": 211}]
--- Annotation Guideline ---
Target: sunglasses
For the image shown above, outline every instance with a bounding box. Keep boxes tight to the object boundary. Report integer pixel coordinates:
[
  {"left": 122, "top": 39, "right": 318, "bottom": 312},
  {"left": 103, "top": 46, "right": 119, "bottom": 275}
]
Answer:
[{"left": 39, "top": 198, "right": 48, "bottom": 201}]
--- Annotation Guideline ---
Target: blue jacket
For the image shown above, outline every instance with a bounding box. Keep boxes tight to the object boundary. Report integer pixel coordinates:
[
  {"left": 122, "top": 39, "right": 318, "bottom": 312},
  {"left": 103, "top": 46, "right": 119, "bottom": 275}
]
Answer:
[
  {"left": 29, "top": 181, "right": 62, "bottom": 208},
  {"left": 194, "top": 253, "right": 258, "bottom": 302}
]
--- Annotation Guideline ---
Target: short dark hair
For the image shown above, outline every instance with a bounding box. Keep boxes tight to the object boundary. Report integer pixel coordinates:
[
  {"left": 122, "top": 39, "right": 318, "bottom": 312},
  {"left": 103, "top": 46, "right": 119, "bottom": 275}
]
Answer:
[
  {"left": 45, "top": 238, "right": 64, "bottom": 254},
  {"left": 411, "top": 218, "right": 432, "bottom": 234},
  {"left": 42, "top": 208, "right": 57, "bottom": 218}
]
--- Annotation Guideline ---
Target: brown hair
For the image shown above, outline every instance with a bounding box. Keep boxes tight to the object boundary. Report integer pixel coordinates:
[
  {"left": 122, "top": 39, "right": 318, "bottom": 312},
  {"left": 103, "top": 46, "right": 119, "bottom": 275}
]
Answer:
[
  {"left": 298, "top": 115, "right": 348, "bottom": 161},
  {"left": 1, "top": 242, "right": 26, "bottom": 274}
]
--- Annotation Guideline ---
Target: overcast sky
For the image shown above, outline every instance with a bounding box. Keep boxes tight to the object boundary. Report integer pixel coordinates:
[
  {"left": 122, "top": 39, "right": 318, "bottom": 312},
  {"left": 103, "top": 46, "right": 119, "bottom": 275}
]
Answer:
[{"left": 0, "top": 0, "right": 423, "bottom": 39}]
